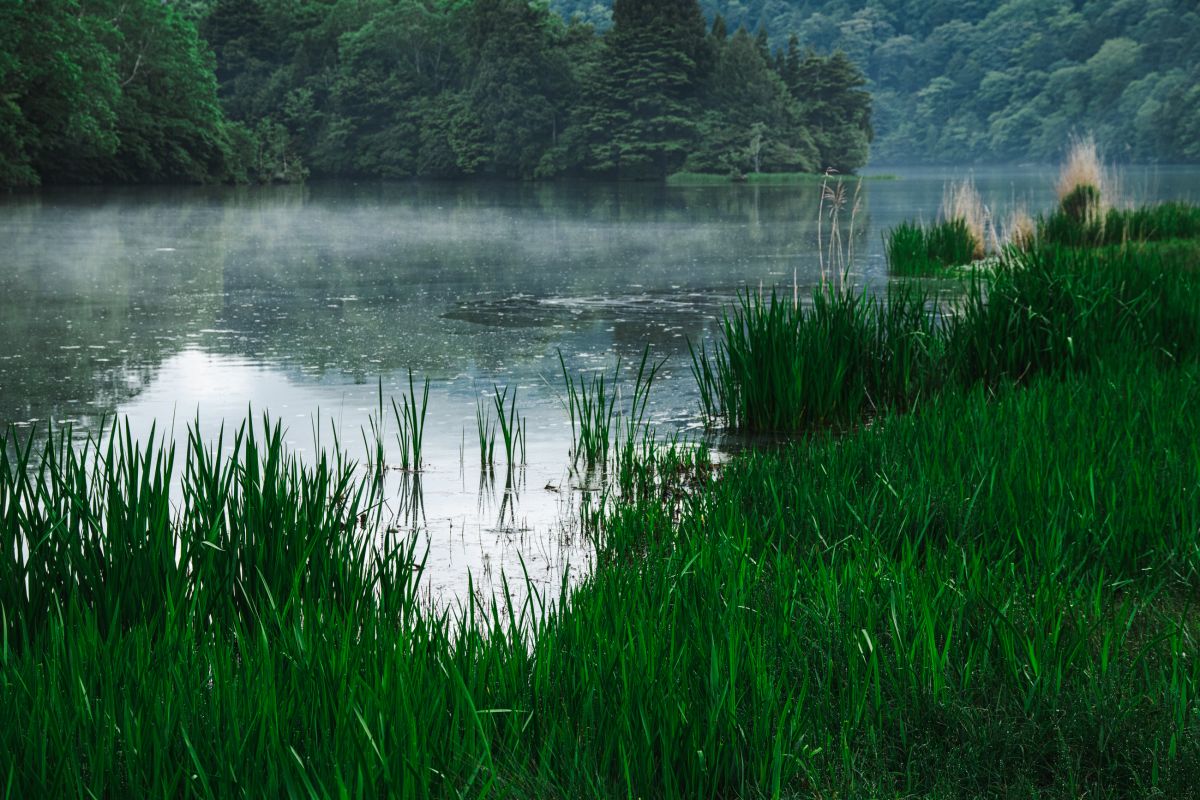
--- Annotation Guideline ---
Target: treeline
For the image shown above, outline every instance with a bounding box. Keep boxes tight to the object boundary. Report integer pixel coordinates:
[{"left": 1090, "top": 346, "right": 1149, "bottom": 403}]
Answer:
[
  {"left": 201, "top": 0, "right": 871, "bottom": 180},
  {"left": 553, "top": 0, "right": 1200, "bottom": 164},
  {"left": 0, "top": 0, "right": 872, "bottom": 187},
  {"left": 0, "top": 0, "right": 236, "bottom": 186}
]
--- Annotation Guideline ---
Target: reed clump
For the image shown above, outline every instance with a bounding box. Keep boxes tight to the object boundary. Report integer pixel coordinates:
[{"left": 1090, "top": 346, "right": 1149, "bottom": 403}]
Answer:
[
  {"left": 942, "top": 177, "right": 989, "bottom": 260},
  {"left": 884, "top": 178, "right": 991, "bottom": 272},
  {"left": 1056, "top": 134, "right": 1109, "bottom": 212},
  {"left": 698, "top": 237, "right": 1200, "bottom": 433},
  {"left": 691, "top": 284, "right": 940, "bottom": 432},
  {"left": 885, "top": 218, "right": 979, "bottom": 273},
  {"left": 1004, "top": 205, "right": 1037, "bottom": 251},
  {"left": 1041, "top": 200, "right": 1200, "bottom": 248}
]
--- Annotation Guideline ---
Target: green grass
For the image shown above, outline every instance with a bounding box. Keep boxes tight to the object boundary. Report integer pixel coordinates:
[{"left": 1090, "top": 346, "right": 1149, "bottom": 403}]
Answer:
[
  {"left": 4, "top": 362, "right": 1200, "bottom": 796},
  {"left": 695, "top": 241, "right": 1200, "bottom": 433},
  {"left": 884, "top": 217, "right": 980, "bottom": 273},
  {"left": 5, "top": 230, "right": 1200, "bottom": 796},
  {"left": 1040, "top": 200, "right": 1200, "bottom": 248},
  {"left": 690, "top": 284, "right": 940, "bottom": 432}
]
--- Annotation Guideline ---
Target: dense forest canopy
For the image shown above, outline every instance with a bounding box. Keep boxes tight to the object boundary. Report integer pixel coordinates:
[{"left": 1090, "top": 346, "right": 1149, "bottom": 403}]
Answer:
[
  {"left": 3, "top": 0, "right": 1196, "bottom": 187},
  {"left": 0, "top": 0, "right": 871, "bottom": 186},
  {"left": 552, "top": 0, "right": 1200, "bottom": 164}
]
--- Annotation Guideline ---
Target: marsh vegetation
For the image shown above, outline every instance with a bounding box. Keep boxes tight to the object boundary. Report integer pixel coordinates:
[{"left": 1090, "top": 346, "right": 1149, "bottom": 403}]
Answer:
[{"left": 6, "top": 171, "right": 1200, "bottom": 797}]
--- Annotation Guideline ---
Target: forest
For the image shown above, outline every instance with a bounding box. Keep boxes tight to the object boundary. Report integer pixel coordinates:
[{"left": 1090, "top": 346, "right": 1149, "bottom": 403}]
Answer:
[
  {"left": 555, "top": 0, "right": 1200, "bottom": 164},
  {"left": 0, "top": 0, "right": 871, "bottom": 186}
]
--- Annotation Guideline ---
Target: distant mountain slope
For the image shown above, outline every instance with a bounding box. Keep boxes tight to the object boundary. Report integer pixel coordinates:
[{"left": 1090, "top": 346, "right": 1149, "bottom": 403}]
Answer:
[{"left": 552, "top": 0, "right": 1200, "bottom": 164}]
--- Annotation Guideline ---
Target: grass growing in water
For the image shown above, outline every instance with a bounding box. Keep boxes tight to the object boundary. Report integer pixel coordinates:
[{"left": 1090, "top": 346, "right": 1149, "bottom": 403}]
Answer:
[
  {"left": 7, "top": 227, "right": 1200, "bottom": 795},
  {"left": 884, "top": 217, "right": 979, "bottom": 273},
  {"left": 691, "top": 284, "right": 940, "bottom": 432},
  {"left": 4, "top": 361, "right": 1200, "bottom": 795},
  {"left": 1041, "top": 200, "right": 1200, "bottom": 247},
  {"left": 475, "top": 393, "right": 497, "bottom": 469},
  {"left": 884, "top": 178, "right": 991, "bottom": 272},
  {"left": 490, "top": 384, "right": 526, "bottom": 470},
  {"left": 559, "top": 349, "right": 663, "bottom": 476},
  {"left": 391, "top": 368, "right": 429, "bottom": 471},
  {"left": 697, "top": 240, "right": 1200, "bottom": 433}
]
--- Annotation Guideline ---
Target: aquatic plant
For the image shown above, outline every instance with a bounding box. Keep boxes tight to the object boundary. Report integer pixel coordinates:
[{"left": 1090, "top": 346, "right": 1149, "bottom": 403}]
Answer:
[
  {"left": 491, "top": 384, "right": 526, "bottom": 471},
  {"left": 559, "top": 352, "right": 618, "bottom": 471},
  {"left": 691, "top": 283, "right": 941, "bottom": 432},
  {"left": 4, "top": 361, "right": 1200, "bottom": 795},
  {"left": 391, "top": 369, "right": 429, "bottom": 471},
  {"left": 475, "top": 394, "right": 497, "bottom": 469},
  {"left": 1004, "top": 205, "right": 1037, "bottom": 251},
  {"left": 884, "top": 218, "right": 978, "bottom": 273},
  {"left": 1056, "top": 134, "right": 1110, "bottom": 208},
  {"left": 940, "top": 177, "right": 988, "bottom": 260},
  {"left": 703, "top": 237, "right": 1200, "bottom": 433},
  {"left": 1041, "top": 200, "right": 1200, "bottom": 248}
]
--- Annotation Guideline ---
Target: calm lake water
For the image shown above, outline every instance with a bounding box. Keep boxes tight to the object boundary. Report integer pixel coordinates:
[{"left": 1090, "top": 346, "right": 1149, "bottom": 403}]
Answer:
[{"left": 3, "top": 166, "right": 1198, "bottom": 601}]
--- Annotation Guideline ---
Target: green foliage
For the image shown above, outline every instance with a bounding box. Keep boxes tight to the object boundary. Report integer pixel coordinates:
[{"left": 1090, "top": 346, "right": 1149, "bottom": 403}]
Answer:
[
  {"left": 6, "top": 358, "right": 1200, "bottom": 794},
  {"left": 1061, "top": 184, "right": 1103, "bottom": 223},
  {"left": 0, "top": 0, "right": 260, "bottom": 187},
  {"left": 696, "top": 235, "right": 1200, "bottom": 432},
  {"left": 691, "top": 285, "right": 939, "bottom": 432},
  {"left": 554, "top": 0, "right": 1200, "bottom": 164},
  {"left": 885, "top": 218, "right": 978, "bottom": 273},
  {"left": 1042, "top": 201, "right": 1200, "bottom": 248}
]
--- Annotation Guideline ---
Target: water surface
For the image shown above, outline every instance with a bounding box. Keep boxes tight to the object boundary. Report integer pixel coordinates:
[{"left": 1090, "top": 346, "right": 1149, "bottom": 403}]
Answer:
[{"left": 3, "top": 167, "right": 1198, "bottom": 600}]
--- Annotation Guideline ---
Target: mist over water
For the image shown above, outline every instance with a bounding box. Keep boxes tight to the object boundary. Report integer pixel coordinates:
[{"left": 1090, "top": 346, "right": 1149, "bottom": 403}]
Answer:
[{"left": 3, "top": 166, "right": 1198, "bottom": 599}]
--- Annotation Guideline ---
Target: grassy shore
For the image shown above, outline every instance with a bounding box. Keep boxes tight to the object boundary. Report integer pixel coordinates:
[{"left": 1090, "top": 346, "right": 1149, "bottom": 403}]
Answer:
[{"left": 4, "top": 232, "right": 1200, "bottom": 795}]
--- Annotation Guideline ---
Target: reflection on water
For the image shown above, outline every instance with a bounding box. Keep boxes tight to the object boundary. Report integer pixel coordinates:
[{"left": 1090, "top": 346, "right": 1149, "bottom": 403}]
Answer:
[{"left": 2, "top": 168, "right": 1198, "bottom": 601}]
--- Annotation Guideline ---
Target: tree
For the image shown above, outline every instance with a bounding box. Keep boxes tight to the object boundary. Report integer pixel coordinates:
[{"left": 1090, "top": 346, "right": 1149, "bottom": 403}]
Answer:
[
  {"left": 567, "top": 0, "right": 708, "bottom": 178},
  {"left": 791, "top": 50, "right": 872, "bottom": 172}
]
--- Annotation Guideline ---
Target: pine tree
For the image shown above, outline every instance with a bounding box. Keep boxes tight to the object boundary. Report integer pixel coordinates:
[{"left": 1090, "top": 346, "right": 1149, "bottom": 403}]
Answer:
[
  {"left": 792, "top": 50, "right": 872, "bottom": 172},
  {"left": 572, "top": 0, "right": 709, "bottom": 178}
]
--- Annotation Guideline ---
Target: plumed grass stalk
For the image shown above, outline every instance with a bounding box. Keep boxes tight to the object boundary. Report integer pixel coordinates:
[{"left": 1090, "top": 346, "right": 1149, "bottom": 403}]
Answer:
[
  {"left": 940, "top": 177, "right": 988, "bottom": 260},
  {"left": 1004, "top": 205, "right": 1037, "bottom": 251},
  {"left": 1056, "top": 134, "right": 1110, "bottom": 210}
]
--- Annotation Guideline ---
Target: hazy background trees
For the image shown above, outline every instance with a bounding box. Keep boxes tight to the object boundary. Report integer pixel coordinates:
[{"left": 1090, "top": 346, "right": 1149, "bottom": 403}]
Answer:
[
  {"left": 553, "top": 0, "right": 1200, "bottom": 165},
  {"left": 4, "top": 0, "right": 1194, "bottom": 188}
]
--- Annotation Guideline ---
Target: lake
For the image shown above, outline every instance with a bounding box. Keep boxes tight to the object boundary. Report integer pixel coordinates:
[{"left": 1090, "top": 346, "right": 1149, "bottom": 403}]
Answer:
[{"left": 3, "top": 166, "right": 1198, "bottom": 601}]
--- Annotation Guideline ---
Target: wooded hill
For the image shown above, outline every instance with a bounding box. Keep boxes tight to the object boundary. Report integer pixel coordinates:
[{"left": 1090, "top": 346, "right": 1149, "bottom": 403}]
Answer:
[
  {"left": 1, "top": 0, "right": 871, "bottom": 186},
  {"left": 553, "top": 0, "right": 1200, "bottom": 164}
]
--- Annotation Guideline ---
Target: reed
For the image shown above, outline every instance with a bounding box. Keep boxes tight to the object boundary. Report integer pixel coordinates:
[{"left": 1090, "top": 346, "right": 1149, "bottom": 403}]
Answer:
[
  {"left": 475, "top": 394, "right": 497, "bottom": 469},
  {"left": 390, "top": 369, "right": 429, "bottom": 472},
  {"left": 691, "top": 283, "right": 940, "bottom": 432},
  {"left": 4, "top": 361, "right": 1200, "bottom": 795},
  {"left": 6, "top": 227, "right": 1200, "bottom": 797},
  {"left": 1041, "top": 200, "right": 1200, "bottom": 248},
  {"left": 559, "top": 351, "right": 618, "bottom": 471},
  {"left": 941, "top": 177, "right": 988, "bottom": 259},
  {"left": 884, "top": 217, "right": 978, "bottom": 272},
  {"left": 1004, "top": 205, "right": 1037, "bottom": 251},
  {"left": 702, "top": 236, "right": 1200, "bottom": 433},
  {"left": 1056, "top": 134, "right": 1109, "bottom": 209},
  {"left": 490, "top": 384, "right": 525, "bottom": 471}
]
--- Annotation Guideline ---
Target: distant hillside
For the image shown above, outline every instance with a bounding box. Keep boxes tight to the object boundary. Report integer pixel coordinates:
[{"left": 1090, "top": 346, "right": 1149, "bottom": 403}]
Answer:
[{"left": 552, "top": 0, "right": 1200, "bottom": 164}]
